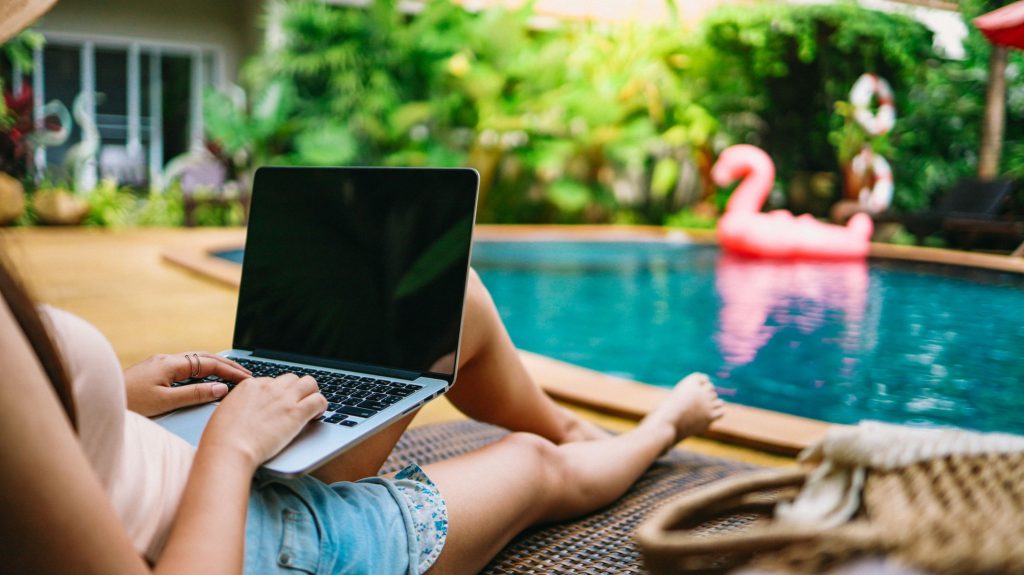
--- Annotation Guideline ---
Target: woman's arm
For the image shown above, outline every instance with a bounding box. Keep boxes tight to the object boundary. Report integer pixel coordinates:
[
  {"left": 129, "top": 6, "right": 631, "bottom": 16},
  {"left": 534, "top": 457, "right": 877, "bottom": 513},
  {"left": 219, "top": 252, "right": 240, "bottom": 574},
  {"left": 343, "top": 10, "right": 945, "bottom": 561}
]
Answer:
[
  {"left": 1, "top": 297, "right": 326, "bottom": 574},
  {"left": 155, "top": 373, "right": 325, "bottom": 575},
  {"left": 153, "top": 436, "right": 255, "bottom": 574},
  {"left": 0, "top": 299, "right": 149, "bottom": 574}
]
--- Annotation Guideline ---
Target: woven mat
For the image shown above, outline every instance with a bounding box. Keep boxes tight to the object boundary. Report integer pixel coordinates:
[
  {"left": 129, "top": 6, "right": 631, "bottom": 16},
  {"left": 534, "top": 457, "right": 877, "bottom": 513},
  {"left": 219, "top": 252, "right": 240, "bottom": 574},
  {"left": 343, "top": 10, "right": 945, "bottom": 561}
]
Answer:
[{"left": 380, "top": 420, "right": 758, "bottom": 575}]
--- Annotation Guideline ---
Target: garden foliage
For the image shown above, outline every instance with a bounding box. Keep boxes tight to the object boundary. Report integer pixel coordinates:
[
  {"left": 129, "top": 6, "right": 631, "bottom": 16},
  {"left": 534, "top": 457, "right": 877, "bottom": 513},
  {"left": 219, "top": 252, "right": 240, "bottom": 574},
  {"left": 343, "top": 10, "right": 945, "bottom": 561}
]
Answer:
[
  {"left": 5, "top": 1, "right": 1019, "bottom": 227},
  {"left": 206, "top": 0, "right": 1021, "bottom": 224}
]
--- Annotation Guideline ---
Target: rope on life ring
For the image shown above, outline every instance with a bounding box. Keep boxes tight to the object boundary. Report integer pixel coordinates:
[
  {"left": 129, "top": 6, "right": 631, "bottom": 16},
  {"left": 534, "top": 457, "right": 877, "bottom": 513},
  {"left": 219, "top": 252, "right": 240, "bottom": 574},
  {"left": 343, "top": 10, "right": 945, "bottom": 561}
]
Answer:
[
  {"left": 851, "top": 147, "right": 893, "bottom": 214},
  {"left": 849, "top": 74, "right": 895, "bottom": 136}
]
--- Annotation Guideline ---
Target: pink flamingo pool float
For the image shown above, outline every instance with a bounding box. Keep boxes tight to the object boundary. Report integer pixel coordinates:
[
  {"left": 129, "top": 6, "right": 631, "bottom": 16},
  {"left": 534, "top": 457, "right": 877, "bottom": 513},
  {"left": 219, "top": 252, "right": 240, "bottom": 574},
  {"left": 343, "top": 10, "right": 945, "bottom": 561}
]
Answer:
[{"left": 712, "top": 144, "right": 873, "bottom": 260}]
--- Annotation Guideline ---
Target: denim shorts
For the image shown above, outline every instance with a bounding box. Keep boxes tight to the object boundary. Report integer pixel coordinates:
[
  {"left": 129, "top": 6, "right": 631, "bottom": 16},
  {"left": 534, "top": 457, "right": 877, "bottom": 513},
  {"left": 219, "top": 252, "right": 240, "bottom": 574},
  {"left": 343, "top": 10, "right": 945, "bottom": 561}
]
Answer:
[{"left": 243, "top": 465, "right": 448, "bottom": 575}]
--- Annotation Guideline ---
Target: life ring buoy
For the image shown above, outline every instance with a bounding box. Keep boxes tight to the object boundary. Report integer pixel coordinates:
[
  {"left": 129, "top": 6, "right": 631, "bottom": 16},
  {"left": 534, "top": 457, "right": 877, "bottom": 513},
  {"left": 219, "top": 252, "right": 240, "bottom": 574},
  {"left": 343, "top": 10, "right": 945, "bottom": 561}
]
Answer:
[
  {"left": 850, "top": 74, "right": 895, "bottom": 136},
  {"left": 851, "top": 147, "right": 893, "bottom": 214}
]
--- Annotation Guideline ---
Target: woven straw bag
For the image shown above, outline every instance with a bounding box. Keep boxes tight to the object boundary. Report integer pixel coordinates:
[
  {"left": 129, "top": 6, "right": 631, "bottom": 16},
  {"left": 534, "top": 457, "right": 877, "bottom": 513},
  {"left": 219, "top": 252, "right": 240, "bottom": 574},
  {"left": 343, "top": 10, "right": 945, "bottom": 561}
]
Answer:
[{"left": 637, "top": 436, "right": 1024, "bottom": 574}]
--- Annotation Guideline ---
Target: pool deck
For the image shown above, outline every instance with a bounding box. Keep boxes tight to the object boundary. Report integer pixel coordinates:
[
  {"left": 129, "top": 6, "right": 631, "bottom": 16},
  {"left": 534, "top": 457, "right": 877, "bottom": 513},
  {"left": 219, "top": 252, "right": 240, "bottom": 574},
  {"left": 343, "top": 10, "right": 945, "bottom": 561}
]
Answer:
[{"left": 17, "top": 225, "right": 1019, "bottom": 465}]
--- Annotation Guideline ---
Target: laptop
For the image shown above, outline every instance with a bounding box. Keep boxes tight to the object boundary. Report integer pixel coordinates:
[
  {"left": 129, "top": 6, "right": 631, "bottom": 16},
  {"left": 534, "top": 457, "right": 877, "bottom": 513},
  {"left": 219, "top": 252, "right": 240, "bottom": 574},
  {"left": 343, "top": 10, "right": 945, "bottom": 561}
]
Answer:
[{"left": 155, "top": 166, "right": 480, "bottom": 476}]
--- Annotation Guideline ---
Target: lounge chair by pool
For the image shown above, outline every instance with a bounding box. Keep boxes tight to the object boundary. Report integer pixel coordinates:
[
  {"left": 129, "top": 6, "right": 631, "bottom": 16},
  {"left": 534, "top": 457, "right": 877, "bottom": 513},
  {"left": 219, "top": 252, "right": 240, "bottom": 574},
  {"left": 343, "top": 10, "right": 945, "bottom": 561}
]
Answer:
[
  {"left": 382, "top": 420, "right": 757, "bottom": 574},
  {"left": 877, "top": 179, "right": 1022, "bottom": 250}
]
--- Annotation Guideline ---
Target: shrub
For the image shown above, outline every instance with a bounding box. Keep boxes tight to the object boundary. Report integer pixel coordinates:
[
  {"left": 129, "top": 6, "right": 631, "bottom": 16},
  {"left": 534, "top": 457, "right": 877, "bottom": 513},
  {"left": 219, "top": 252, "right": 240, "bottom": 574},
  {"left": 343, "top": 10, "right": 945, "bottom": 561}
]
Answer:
[{"left": 205, "top": 0, "right": 1019, "bottom": 225}]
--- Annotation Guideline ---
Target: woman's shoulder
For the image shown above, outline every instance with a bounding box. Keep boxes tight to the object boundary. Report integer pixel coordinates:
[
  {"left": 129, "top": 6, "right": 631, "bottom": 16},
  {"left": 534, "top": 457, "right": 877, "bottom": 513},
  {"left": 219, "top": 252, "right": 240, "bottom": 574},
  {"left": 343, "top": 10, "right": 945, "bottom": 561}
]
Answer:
[{"left": 38, "top": 305, "right": 112, "bottom": 348}]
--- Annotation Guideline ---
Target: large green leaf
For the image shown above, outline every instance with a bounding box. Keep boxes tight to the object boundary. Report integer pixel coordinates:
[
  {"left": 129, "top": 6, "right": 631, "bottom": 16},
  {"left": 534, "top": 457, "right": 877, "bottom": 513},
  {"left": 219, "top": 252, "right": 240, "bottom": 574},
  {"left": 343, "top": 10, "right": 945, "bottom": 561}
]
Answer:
[
  {"left": 650, "top": 157, "right": 679, "bottom": 200},
  {"left": 546, "top": 179, "right": 591, "bottom": 213},
  {"left": 394, "top": 217, "right": 473, "bottom": 300},
  {"left": 293, "top": 123, "right": 358, "bottom": 165},
  {"left": 203, "top": 91, "right": 249, "bottom": 153},
  {"left": 251, "top": 80, "right": 298, "bottom": 140}
]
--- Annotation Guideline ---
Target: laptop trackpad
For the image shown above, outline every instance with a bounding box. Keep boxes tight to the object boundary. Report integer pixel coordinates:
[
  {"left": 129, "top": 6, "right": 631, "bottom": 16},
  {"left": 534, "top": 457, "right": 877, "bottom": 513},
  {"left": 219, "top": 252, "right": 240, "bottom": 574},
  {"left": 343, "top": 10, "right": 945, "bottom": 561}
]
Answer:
[{"left": 156, "top": 403, "right": 218, "bottom": 447}]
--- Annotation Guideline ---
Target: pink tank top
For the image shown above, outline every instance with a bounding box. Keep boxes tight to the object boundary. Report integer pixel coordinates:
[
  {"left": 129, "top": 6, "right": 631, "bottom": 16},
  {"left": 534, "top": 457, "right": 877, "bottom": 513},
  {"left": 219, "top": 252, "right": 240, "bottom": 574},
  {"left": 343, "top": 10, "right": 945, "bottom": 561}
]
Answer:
[{"left": 42, "top": 306, "right": 195, "bottom": 561}]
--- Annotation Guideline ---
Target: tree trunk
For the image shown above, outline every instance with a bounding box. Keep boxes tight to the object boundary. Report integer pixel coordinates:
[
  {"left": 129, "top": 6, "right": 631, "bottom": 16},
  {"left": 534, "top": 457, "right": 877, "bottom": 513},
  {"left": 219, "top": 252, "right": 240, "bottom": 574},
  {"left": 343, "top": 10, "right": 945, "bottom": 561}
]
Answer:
[{"left": 979, "top": 45, "right": 1009, "bottom": 181}]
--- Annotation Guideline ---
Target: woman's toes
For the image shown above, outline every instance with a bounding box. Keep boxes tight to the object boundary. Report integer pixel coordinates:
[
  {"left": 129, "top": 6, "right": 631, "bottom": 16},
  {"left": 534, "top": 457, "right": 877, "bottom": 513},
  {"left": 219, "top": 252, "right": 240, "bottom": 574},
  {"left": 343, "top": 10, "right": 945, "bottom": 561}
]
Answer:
[{"left": 679, "top": 372, "right": 708, "bottom": 386}]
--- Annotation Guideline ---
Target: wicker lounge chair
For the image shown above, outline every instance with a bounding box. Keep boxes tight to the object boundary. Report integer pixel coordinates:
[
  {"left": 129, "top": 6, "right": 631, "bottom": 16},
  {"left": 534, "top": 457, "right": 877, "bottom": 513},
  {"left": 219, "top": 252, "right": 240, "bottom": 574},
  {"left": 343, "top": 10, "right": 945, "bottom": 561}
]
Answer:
[
  {"left": 877, "top": 179, "right": 1022, "bottom": 250},
  {"left": 380, "top": 420, "right": 758, "bottom": 575}
]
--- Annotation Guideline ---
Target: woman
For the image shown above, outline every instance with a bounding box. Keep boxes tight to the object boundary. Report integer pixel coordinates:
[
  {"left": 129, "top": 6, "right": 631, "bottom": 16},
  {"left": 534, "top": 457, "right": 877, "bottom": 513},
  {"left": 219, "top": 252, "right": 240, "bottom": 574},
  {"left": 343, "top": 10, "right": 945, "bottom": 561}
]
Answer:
[{"left": 0, "top": 254, "right": 723, "bottom": 574}]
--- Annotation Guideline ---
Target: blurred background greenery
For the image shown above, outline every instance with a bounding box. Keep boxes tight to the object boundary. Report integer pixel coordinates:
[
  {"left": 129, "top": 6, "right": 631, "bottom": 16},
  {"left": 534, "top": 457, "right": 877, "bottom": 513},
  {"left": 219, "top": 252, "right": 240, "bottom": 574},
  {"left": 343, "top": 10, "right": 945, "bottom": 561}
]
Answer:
[{"left": 2, "top": 0, "right": 1023, "bottom": 229}]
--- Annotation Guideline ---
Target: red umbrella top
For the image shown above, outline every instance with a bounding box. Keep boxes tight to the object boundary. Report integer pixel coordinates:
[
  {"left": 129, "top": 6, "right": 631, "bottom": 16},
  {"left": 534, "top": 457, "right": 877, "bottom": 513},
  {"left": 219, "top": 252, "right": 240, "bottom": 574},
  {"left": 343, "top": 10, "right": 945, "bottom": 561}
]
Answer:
[{"left": 975, "top": 1, "right": 1024, "bottom": 49}]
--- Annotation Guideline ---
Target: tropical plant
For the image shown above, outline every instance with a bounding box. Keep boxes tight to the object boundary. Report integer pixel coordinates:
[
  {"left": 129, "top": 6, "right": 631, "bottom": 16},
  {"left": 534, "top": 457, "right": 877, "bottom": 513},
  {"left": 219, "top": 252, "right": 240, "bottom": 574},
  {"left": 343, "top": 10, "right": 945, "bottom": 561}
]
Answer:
[
  {"left": 82, "top": 178, "right": 137, "bottom": 227},
  {"left": 198, "top": 0, "right": 1023, "bottom": 227},
  {"left": 1, "top": 30, "right": 46, "bottom": 179},
  {"left": 134, "top": 187, "right": 185, "bottom": 227},
  {"left": 696, "top": 3, "right": 938, "bottom": 212},
  {"left": 203, "top": 79, "right": 300, "bottom": 171},
  {"left": 230, "top": 0, "right": 727, "bottom": 224}
]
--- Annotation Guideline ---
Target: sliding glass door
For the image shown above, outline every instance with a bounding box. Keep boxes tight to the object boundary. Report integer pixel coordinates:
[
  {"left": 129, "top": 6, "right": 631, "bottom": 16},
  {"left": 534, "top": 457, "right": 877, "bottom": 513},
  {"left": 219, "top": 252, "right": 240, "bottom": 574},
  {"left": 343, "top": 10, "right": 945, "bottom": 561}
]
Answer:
[{"left": 26, "top": 34, "right": 221, "bottom": 190}]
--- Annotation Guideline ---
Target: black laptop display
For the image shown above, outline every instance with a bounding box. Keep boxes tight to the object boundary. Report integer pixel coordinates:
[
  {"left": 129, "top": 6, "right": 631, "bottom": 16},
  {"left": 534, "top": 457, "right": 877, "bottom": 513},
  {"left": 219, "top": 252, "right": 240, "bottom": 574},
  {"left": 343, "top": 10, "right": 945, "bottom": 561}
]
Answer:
[{"left": 234, "top": 167, "right": 479, "bottom": 381}]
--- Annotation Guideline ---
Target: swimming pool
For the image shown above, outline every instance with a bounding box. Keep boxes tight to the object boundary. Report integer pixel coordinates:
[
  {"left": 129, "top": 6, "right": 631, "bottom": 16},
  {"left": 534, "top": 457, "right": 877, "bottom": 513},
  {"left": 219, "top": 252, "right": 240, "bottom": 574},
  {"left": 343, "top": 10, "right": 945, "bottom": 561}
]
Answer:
[
  {"left": 215, "top": 241, "right": 1024, "bottom": 434},
  {"left": 470, "top": 241, "right": 1024, "bottom": 434}
]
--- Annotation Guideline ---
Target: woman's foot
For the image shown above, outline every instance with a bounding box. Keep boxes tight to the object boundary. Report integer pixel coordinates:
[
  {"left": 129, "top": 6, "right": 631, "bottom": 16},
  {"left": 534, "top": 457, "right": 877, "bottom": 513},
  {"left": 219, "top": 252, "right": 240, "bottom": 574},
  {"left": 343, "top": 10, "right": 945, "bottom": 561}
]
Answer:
[{"left": 640, "top": 372, "right": 725, "bottom": 452}]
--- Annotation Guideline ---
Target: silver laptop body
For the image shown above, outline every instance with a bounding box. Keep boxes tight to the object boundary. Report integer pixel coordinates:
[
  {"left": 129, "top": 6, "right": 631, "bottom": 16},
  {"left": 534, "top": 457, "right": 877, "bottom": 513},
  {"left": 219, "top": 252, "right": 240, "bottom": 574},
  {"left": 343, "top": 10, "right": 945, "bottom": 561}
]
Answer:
[{"left": 155, "top": 166, "right": 479, "bottom": 477}]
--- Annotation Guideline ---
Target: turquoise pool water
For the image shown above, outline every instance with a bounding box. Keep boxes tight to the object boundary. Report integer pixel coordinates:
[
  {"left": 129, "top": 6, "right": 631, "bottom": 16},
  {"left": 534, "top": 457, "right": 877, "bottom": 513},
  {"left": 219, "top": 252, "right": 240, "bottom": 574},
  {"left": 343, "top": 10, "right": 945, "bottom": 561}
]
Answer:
[{"left": 215, "top": 243, "right": 1024, "bottom": 433}]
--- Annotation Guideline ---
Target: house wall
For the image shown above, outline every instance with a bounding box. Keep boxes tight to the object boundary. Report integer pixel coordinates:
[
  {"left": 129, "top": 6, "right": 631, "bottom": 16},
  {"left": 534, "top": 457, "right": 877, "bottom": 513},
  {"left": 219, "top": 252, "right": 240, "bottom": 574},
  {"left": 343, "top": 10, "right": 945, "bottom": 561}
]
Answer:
[{"left": 35, "top": 0, "right": 265, "bottom": 83}]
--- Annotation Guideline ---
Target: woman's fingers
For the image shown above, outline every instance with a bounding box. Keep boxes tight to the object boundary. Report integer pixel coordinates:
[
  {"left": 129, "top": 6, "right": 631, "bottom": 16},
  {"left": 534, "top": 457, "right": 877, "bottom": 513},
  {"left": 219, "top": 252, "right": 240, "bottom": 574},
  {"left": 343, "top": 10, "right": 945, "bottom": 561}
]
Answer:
[
  {"left": 235, "top": 373, "right": 321, "bottom": 402},
  {"left": 266, "top": 375, "right": 324, "bottom": 421},
  {"left": 203, "top": 373, "right": 326, "bottom": 464},
  {"left": 196, "top": 352, "right": 251, "bottom": 376},
  {"left": 164, "top": 380, "right": 231, "bottom": 409},
  {"left": 171, "top": 371, "right": 321, "bottom": 414},
  {"left": 292, "top": 375, "right": 320, "bottom": 399},
  {"left": 167, "top": 352, "right": 250, "bottom": 383},
  {"left": 298, "top": 389, "right": 329, "bottom": 421},
  {"left": 194, "top": 353, "right": 251, "bottom": 382}
]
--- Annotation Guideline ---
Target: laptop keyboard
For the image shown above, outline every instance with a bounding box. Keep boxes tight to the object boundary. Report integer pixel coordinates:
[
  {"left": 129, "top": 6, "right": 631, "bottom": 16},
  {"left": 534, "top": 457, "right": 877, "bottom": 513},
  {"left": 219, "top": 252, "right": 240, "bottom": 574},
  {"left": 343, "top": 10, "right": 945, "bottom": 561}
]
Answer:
[{"left": 172, "top": 357, "right": 424, "bottom": 427}]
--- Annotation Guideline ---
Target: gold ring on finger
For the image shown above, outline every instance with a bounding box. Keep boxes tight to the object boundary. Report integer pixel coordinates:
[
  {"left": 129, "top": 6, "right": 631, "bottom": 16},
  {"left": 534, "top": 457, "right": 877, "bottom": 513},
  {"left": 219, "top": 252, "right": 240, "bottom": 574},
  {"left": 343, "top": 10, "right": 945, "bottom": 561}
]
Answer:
[{"left": 189, "top": 353, "right": 201, "bottom": 378}]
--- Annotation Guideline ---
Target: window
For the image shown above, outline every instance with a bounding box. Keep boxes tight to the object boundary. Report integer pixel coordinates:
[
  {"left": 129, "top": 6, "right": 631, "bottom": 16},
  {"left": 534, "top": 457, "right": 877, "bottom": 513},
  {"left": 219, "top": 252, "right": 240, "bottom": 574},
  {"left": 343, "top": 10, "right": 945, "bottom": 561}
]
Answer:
[
  {"left": 28, "top": 34, "right": 222, "bottom": 189},
  {"left": 41, "top": 45, "right": 80, "bottom": 167}
]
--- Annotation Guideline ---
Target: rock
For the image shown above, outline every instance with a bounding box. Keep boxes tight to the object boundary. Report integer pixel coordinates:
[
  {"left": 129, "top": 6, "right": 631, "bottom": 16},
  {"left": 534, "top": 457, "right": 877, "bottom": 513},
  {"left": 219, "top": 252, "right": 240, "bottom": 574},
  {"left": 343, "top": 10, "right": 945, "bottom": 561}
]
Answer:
[
  {"left": 0, "top": 172, "right": 26, "bottom": 225},
  {"left": 33, "top": 188, "right": 90, "bottom": 225}
]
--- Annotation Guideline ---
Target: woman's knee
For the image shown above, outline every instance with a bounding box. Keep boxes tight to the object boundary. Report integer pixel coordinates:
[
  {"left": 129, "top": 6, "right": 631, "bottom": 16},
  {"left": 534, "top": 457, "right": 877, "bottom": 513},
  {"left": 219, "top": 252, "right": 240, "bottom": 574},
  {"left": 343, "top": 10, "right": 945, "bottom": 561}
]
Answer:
[
  {"left": 495, "top": 432, "right": 601, "bottom": 522},
  {"left": 498, "top": 433, "right": 568, "bottom": 490}
]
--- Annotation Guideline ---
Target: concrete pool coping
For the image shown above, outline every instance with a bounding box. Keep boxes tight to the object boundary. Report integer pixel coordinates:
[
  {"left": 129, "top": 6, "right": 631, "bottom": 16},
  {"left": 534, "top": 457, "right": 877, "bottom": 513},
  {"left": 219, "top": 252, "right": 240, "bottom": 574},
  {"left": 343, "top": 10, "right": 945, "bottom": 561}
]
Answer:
[{"left": 160, "top": 224, "right": 1024, "bottom": 456}]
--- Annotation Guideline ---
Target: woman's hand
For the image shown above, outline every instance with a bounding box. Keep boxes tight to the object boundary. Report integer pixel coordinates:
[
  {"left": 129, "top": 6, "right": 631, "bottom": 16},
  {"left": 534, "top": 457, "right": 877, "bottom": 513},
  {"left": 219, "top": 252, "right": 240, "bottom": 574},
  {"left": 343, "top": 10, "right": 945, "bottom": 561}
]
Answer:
[
  {"left": 200, "top": 374, "right": 327, "bottom": 468},
  {"left": 123, "top": 353, "right": 252, "bottom": 417}
]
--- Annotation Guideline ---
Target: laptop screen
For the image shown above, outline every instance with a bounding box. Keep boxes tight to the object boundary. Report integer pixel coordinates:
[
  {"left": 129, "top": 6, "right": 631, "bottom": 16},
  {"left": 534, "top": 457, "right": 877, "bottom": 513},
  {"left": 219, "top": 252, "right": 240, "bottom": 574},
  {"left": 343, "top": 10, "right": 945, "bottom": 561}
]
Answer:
[{"left": 234, "top": 167, "right": 479, "bottom": 381}]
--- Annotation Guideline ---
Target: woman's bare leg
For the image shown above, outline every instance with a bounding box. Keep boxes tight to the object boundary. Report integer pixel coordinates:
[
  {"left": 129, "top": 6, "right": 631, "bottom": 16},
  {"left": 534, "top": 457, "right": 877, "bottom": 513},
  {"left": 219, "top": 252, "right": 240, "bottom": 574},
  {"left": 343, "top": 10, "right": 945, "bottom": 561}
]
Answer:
[
  {"left": 313, "top": 269, "right": 605, "bottom": 484},
  {"left": 444, "top": 269, "right": 608, "bottom": 443},
  {"left": 311, "top": 411, "right": 417, "bottom": 483},
  {"left": 426, "top": 373, "right": 724, "bottom": 575}
]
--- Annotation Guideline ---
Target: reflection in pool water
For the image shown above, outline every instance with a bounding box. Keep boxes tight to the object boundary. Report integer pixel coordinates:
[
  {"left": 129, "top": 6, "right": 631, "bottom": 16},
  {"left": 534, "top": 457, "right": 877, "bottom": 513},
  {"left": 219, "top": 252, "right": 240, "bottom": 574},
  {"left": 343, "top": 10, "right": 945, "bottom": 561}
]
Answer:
[
  {"left": 469, "top": 241, "right": 1024, "bottom": 434},
  {"left": 715, "top": 255, "right": 870, "bottom": 370}
]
